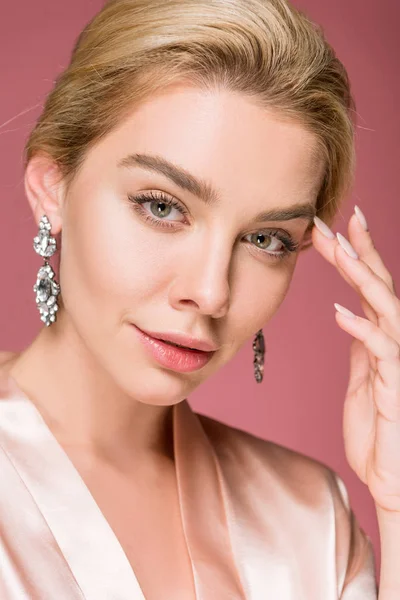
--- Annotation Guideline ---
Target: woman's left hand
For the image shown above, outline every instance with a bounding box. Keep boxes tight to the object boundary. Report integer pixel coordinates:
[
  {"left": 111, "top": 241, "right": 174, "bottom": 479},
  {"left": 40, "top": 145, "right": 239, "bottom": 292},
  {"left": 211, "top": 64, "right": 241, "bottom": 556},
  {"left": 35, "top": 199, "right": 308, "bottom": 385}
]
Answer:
[{"left": 312, "top": 206, "right": 400, "bottom": 515}]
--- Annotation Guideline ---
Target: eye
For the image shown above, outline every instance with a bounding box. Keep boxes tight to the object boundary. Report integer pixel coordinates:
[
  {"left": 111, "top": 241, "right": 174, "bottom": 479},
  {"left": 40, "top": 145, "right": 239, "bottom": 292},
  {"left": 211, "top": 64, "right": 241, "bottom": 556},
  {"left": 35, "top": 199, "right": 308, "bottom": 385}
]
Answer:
[
  {"left": 244, "top": 230, "right": 300, "bottom": 261},
  {"left": 128, "top": 190, "right": 187, "bottom": 229},
  {"left": 128, "top": 191, "right": 300, "bottom": 261}
]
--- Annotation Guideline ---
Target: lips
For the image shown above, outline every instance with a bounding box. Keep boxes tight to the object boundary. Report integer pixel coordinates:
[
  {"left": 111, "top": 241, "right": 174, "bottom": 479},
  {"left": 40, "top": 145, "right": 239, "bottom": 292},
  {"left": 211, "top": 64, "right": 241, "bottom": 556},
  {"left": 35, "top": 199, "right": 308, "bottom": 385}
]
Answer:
[
  {"left": 131, "top": 324, "right": 215, "bottom": 373},
  {"left": 134, "top": 325, "right": 217, "bottom": 353},
  {"left": 151, "top": 335, "right": 211, "bottom": 353},
  {"left": 159, "top": 339, "right": 194, "bottom": 350}
]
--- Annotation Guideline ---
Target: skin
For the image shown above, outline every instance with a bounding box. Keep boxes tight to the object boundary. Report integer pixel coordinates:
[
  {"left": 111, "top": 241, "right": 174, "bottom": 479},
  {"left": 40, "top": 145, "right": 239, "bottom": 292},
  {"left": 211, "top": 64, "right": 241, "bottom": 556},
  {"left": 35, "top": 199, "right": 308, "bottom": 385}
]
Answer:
[
  {"left": 11, "top": 82, "right": 400, "bottom": 596},
  {"left": 10, "top": 83, "right": 325, "bottom": 464},
  {"left": 7, "top": 83, "right": 327, "bottom": 597}
]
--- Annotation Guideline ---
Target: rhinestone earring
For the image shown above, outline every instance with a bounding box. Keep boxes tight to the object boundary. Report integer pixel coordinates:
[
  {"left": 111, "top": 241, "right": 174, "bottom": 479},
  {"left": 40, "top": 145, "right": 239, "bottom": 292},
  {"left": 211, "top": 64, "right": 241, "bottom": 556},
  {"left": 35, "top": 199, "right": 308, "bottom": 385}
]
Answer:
[
  {"left": 33, "top": 215, "right": 61, "bottom": 327},
  {"left": 253, "top": 329, "right": 265, "bottom": 383}
]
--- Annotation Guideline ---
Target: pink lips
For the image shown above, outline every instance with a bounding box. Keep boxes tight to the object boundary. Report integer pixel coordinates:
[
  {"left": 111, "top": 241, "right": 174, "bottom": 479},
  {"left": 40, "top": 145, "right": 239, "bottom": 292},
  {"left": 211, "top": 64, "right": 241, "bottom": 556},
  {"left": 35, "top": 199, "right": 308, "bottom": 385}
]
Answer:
[
  {"left": 136, "top": 327, "right": 217, "bottom": 352},
  {"left": 131, "top": 325, "right": 216, "bottom": 373}
]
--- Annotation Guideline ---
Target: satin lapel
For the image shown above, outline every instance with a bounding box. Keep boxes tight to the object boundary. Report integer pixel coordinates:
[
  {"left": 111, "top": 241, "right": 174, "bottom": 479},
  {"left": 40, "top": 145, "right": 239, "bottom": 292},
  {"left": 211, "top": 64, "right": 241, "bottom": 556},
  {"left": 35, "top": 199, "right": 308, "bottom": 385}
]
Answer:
[
  {"left": 1, "top": 374, "right": 145, "bottom": 600},
  {"left": 173, "top": 399, "right": 246, "bottom": 600}
]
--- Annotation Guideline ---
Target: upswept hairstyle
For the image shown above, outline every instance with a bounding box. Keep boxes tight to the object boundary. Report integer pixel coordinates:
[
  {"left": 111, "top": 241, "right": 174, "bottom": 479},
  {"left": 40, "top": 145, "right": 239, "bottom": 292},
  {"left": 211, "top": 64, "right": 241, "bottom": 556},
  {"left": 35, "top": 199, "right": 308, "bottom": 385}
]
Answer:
[{"left": 25, "top": 0, "right": 356, "bottom": 250}]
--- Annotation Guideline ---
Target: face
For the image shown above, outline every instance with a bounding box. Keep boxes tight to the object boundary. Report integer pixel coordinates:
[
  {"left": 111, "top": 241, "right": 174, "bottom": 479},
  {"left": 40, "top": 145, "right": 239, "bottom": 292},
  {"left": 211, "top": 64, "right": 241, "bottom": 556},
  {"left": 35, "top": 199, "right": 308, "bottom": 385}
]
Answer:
[{"left": 49, "top": 83, "right": 324, "bottom": 405}]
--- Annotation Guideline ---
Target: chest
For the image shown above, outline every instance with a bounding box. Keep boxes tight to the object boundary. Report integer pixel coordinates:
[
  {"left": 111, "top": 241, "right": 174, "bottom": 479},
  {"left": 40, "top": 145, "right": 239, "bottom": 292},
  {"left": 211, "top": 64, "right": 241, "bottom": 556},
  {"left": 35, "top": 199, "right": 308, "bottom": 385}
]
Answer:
[{"left": 73, "top": 456, "right": 197, "bottom": 600}]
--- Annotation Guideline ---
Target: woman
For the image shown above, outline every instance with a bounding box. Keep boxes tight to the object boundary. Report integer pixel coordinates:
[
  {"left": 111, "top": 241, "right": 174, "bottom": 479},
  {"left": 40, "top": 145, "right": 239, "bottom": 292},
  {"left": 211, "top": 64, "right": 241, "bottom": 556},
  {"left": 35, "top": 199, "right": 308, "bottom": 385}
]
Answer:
[{"left": 1, "top": 0, "right": 400, "bottom": 597}]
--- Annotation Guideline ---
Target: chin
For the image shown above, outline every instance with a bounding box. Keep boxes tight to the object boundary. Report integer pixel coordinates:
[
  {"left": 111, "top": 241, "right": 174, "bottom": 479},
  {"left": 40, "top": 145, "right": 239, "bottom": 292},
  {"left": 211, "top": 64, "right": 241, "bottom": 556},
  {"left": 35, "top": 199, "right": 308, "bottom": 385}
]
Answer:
[{"left": 112, "top": 361, "right": 196, "bottom": 406}]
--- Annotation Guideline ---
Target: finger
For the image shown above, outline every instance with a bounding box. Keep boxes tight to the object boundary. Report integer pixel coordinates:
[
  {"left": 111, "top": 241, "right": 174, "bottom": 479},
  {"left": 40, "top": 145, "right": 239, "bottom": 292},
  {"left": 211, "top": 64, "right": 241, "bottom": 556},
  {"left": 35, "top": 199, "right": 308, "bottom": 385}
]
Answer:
[
  {"left": 312, "top": 219, "right": 378, "bottom": 326},
  {"left": 334, "top": 239, "right": 400, "bottom": 344},
  {"left": 334, "top": 304, "right": 400, "bottom": 421},
  {"left": 312, "top": 218, "right": 360, "bottom": 291},
  {"left": 342, "top": 337, "right": 376, "bottom": 481},
  {"left": 312, "top": 218, "right": 380, "bottom": 372},
  {"left": 348, "top": 208, "right": 396, "bottom": 295}
]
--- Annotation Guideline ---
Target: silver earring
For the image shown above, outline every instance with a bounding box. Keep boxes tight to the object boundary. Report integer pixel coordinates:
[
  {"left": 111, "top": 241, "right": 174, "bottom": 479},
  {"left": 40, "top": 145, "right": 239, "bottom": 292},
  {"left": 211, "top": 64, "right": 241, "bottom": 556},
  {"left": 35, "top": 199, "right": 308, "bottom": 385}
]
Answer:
[
  {"left": 33, "top": 215, "right": 60, "bottom": 327},
  {"left": 253, "top": 329, "right": 265, "bottom": 383}
]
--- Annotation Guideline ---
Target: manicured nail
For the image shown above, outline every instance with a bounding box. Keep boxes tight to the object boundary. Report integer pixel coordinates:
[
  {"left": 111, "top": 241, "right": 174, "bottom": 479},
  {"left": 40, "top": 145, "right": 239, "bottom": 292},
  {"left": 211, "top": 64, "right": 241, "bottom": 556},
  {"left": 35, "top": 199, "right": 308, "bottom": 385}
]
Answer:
[
  {"left": 313, "top": 216, "right": 335, "bottom": 240},
  {"left": 334, "top": 303, "right": 356, "bottom": 319},
  {"left": 354, "top": 205, "right": 369, "bottom": 232},
  {"left": 336, "top": 232, "right": 359, "bottom": 259}
]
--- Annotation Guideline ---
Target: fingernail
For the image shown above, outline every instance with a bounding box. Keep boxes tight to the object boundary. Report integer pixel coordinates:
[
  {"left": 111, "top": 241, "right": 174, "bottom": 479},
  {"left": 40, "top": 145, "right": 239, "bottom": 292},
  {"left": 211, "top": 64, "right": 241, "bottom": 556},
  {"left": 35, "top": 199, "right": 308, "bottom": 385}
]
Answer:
[
  {"left": 334, "top": 303, "right": 356, "bottom": 319},
  {"left": 336, "top": 232, "right": 359, "bottom": 259},
  {"left": 354, "top": 205, "right": 369, "bottom": 232},
  {"left": 313, "top": 216, "right": 336, "bottom": 240}
]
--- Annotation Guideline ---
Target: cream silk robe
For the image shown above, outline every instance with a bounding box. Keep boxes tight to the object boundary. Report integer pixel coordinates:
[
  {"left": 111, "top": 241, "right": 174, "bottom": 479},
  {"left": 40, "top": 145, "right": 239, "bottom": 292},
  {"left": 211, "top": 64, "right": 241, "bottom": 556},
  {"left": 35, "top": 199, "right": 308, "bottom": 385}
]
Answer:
[{"left": 0, "top": 353, "right": 378, "bottom": 599}]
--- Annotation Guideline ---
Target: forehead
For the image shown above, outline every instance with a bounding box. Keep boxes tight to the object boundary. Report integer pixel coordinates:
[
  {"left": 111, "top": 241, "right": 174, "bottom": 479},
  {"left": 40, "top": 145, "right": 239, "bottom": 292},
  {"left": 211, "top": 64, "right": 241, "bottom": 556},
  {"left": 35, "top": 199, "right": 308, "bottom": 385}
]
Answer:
[{"left": 94, "top": 83, "right": 325, "bottom": 206}]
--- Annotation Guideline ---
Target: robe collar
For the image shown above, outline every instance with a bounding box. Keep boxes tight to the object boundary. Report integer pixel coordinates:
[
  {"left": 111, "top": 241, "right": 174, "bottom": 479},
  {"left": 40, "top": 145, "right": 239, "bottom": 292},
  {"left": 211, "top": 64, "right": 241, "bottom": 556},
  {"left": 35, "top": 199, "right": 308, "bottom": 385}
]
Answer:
[{"left": 0, "top": 365, "right": 246, "bottom": 599}]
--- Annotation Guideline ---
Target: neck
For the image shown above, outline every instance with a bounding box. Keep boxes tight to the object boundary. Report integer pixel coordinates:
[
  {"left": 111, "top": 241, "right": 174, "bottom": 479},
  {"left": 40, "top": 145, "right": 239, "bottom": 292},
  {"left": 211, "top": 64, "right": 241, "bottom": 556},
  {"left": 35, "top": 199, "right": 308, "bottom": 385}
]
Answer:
[{"left": 9, "top": 313, "right": 175, "bottom": 465}]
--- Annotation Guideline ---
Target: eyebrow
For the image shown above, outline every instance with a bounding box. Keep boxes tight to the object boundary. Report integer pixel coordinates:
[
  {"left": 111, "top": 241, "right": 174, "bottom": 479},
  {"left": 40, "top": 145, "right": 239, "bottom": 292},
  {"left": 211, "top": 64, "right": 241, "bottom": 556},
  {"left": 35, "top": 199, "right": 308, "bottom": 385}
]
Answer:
[{"left": 118, "top": 152, "right": 317, "bottom": 225}]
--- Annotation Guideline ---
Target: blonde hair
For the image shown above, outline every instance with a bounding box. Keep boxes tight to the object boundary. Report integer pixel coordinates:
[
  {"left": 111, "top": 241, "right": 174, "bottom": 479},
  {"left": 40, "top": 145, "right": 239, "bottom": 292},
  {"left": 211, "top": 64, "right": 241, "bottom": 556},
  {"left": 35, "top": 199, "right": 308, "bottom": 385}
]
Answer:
[{"left": 25, "top": 0, "right": 356, "bottom": 250}]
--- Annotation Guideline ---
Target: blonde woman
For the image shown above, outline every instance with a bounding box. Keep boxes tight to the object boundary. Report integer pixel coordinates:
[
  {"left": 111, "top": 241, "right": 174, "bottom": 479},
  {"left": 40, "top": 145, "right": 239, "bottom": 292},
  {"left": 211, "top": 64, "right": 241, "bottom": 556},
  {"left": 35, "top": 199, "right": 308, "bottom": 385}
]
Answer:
[{"left": 1, "top": 0, "right": 399, "bottom": 598}]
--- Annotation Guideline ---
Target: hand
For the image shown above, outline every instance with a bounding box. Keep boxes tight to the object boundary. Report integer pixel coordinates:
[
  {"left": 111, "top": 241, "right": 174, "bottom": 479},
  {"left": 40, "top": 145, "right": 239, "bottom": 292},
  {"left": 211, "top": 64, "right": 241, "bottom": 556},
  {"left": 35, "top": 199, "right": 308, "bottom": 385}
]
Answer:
[{"left": 312, "top": 206, "right": 400, "bottom": 516}]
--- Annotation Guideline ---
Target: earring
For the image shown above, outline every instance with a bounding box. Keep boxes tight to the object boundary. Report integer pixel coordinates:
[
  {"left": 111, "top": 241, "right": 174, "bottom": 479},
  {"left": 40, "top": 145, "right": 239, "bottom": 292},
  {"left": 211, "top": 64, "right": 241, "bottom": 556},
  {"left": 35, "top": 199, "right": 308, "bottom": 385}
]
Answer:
[
  {"left": 253, "top": 329, "right": 265, "bottom": 383},
  {"left": 33, "top": 215, "right": 61, "bottom": 327}
]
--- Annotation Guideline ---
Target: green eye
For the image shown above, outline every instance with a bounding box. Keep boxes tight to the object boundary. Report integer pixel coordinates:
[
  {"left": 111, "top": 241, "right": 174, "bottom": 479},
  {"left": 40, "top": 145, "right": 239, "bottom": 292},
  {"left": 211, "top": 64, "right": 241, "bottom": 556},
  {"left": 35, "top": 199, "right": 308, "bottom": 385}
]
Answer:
[
  {"left": 245, "top": 230, "right": 300, "bottom": 260},
  {"left": 128, "top": 191, "right": 300, "bottom": 262},
  {"left": 149, "top": 201, "right": 173, "bottom": 219},
  {"left": 250, "top": 233, "right": 274, "bottom": 250},
  {"left": 128, "top": 191, "right": 188, "bottom": 229}
]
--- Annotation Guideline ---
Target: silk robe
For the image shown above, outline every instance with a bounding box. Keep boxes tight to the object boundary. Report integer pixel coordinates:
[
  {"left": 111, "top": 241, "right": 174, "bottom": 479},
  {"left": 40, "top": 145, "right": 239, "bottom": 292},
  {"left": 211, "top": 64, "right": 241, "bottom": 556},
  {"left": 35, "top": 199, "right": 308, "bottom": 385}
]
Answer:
[{"left": 0, "top": 353, "right": 378, "bottom": 599}]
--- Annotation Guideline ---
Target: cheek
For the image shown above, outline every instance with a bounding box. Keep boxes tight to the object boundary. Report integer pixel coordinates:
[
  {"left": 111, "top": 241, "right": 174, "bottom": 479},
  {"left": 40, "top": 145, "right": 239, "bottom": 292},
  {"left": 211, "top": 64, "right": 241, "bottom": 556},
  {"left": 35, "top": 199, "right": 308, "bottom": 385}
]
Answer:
[
  {"left": 193, "top": 261, "right": 297, "bottom": 385},
  {"left": 231, "top": 257, "right": 296, "bottom": 342},
  {"left": 58, "top": 187, "right": 174, "bottom": 322}
]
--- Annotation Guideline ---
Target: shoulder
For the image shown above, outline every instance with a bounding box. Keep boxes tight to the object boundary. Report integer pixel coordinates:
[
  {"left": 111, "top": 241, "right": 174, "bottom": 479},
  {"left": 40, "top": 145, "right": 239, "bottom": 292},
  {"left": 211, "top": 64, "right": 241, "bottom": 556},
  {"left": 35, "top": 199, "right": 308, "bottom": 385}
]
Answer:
[
  {"left": 196, "top": 411, "right": 364, "bottom": 530},
  {"left": 197, "top": 411, "right": 377, "bottom": 594},
  {"left": 198, "top": 412, "right": 377, "bottom": 594},
  {"left": 197, "top": 410, "right": 336, "bottom": 489}
]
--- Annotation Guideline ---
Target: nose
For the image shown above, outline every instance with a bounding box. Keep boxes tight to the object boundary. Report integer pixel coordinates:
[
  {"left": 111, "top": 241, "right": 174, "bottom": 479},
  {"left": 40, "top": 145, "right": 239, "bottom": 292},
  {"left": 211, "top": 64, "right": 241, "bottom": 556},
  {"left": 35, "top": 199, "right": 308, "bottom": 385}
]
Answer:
[{"left": 168, "top": 236, "right": 232, "bottom": 319}]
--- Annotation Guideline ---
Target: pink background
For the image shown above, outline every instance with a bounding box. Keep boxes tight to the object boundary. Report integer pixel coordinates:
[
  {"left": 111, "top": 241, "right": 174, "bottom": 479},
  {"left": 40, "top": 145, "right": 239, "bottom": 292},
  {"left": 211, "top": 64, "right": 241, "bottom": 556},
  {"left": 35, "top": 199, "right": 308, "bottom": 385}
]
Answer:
[{"left": 1, "top": 0, "right": 399, "bottom": 581}]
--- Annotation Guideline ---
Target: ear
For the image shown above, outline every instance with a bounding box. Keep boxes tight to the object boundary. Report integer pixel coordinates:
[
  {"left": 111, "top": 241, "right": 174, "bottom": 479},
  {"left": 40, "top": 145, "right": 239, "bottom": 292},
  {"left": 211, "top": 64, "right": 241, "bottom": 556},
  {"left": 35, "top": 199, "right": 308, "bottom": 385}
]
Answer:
[{"left": 24, "top": 153, "right": 66, "bottom": 235}]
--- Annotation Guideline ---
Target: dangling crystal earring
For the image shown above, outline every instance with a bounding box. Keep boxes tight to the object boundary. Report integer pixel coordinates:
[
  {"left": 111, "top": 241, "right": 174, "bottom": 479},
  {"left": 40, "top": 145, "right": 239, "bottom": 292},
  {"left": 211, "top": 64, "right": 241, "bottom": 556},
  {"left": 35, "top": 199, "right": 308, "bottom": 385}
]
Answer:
[
  {"left": 33, "top": 215, "right": 61, "bottom": 327},
  {"left": 252, "top": 329, "right": 265, "bottom": 383}
]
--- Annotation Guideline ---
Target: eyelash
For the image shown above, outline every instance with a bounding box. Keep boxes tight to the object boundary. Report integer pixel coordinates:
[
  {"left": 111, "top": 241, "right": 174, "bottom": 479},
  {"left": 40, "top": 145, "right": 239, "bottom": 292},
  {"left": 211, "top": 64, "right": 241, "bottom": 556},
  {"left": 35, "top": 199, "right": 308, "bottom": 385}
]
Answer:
[{"left": 128, "top": 191, "right": 300, "bottom": 261}]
